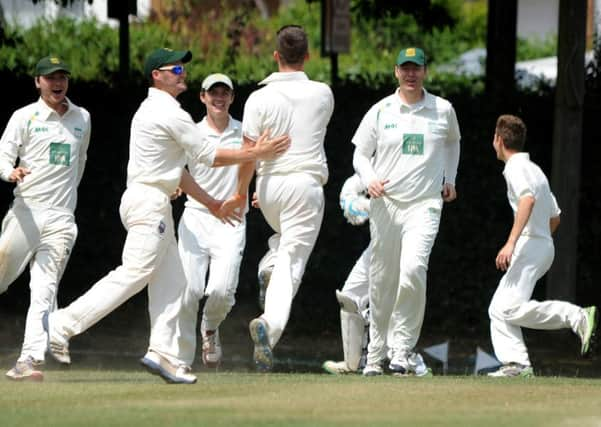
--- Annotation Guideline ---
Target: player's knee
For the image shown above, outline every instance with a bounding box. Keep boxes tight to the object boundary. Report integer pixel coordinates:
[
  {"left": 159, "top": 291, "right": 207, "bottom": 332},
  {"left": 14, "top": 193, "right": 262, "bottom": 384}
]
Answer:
[
  {"left": 398, "top": 264, "right": 426, "bottom": 292},
  {"left": 489, "top": 299, "right": 521, "bottom": 322}
]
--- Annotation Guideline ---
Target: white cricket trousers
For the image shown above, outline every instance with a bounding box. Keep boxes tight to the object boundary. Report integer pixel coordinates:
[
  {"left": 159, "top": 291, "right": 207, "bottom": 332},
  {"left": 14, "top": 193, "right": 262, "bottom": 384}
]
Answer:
[
  {"left": 51, "top": 184, "right": 191, "bottom": 366},
  {"left": 256, "top": 173, "right": 324, "bottom": 348},
  {"left": 177, "top": 207, "right": 245, "bottom": 365},
  {"left": 0, "top": 200, "right": 77, "bottom": 362},
  {"left": 367, "top": 196, "right": 442, "bottom": 365},
  {"left": 488, "top": 236, "right": 583, "bottom": 366}
]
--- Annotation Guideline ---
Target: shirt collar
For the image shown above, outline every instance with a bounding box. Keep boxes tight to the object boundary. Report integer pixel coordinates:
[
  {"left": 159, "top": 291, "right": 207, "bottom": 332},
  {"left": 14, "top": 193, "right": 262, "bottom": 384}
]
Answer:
[
  {"left": 503, "top": 152, "right": 530, "bottom": 173},
  {"left": 393, "top": 88, "right": 436, "bottom": 111},
  {"left": 35, "top": 96, "right": 74, "bottom": 120},
  {"left": 148, "top": 87, "right": 181, "bottom": 107},
  {"left": 199, "top": 114, "right": 239, "bottom": 136},
  {"left": 259, "top": 71, "right": 309, "bottom": 86}
]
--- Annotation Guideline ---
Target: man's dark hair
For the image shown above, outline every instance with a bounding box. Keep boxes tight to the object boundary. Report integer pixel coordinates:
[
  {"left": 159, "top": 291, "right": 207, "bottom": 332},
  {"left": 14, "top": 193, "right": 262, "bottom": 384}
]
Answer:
[
  {"left": 496, "top": 114, "right": 527, "bottom": 151},
  {"left": 276, "top": 25, "right": 308, "bottom": 66}
]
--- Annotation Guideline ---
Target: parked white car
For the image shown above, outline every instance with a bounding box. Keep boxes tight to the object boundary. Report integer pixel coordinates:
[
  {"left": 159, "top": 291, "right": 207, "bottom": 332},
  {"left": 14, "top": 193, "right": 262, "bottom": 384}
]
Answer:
[{"left": 437, "top": 47, "right": 595, "bottom": 88}]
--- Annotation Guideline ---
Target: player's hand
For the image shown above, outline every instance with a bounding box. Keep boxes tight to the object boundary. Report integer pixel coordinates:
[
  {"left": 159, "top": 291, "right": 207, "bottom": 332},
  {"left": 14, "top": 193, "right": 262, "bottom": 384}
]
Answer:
[
  {"left": 251, "top": 191, "right": 260, "bottom": 208},
  {"left": 170, "top": 187, "right": 183, "bottom": 200},
  {"left": 495, "top": 242, "right": 515, "bottom": 271},
  {"left": 255, "top": 129, "right": 291, "bottom": 160},
  {"left": 442, "top": 183, "right": 456, "bottom": 202},
  {"left": 367, "top": 179, "right": 389, "bottom": 199},
  {"left": 216, "top": 194, "right": 245, "bottom": 226},
  {"left": 9, "top": 167, "right": 30, "bottom": 183}
]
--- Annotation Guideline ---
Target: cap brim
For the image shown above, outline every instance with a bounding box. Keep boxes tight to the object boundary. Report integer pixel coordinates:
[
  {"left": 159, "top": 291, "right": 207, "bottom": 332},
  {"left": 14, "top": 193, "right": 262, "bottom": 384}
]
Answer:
[{"left": 397, "top": 60, "right": 425, "bottom": 66}]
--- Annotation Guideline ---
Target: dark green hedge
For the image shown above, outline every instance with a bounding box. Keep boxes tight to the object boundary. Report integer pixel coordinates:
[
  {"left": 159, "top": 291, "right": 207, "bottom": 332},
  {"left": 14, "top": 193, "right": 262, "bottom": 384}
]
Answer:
[{"left": 0, "top": 71, "right": 599, "bottom": 343}]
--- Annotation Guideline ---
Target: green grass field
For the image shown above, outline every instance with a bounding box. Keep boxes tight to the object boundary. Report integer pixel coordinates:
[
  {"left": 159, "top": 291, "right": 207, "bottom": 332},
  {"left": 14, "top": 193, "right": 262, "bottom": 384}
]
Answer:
[{"left": 1, "top": 369, "right": 600, "bottom": 427}]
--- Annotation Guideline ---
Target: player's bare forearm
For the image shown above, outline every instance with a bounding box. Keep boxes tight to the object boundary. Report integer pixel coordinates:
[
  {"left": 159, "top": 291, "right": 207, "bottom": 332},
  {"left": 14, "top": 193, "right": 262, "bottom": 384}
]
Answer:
[
  {"left": 496, "top": 195, "right": 535, "bottom": 270},
  {"left": 212, "top": 130, "right": 290, "bottom": 167},
  {"left": 507, "top": 195, "right": 535, "bottom": 245},
  {"left": 179, "top": 169, "right": 220, "bottom": 214},
  {"left": 234, "top": 136, "right": 258, "bottom": 195},
  {"left": 550, "top": 216, "right": 560, "bottom": 235}
]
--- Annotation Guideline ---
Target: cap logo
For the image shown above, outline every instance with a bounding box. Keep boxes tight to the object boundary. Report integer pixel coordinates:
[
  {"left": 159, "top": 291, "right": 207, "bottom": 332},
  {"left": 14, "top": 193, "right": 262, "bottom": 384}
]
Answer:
[
  {"left": 406, "top": 48, "right": 416, "bottom": 57},
  {"left": 50, "top": 57, "right": 60, "bottom": 64}
]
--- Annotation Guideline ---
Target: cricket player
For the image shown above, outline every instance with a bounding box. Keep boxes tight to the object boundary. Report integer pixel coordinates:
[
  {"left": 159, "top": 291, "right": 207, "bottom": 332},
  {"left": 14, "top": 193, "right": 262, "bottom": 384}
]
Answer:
[
  {"left": 227, "top": 25, "right": 334, "bottom": 371},
  {"left": 0, "top": 56, "right": 90, "bottom": 381},
  {"left": 177, "top": 73, "right": 246, "bottom": 368},
  {"left": 487, "top": 114, "right": 597, "bottom": 377},
  {"left": 45, "top": 48, "right": 289, "bottom": 384},
  {"left": 352, "top": 47, "right": 460, "bottom": 376},
  {"left": 321, "top": 175, "right": 431, "bottom": 377}
]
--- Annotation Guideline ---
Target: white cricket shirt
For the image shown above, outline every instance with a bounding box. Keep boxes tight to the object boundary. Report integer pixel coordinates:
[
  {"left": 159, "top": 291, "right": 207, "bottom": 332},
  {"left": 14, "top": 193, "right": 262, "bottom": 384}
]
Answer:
[
  {"left": 352, "top": 88, "right": 460, "bottom": 202},
  {"left": 242, "top": 72, "right": 334, "bottom": 185},
  {"left": 127, "top": 87, "right": 217, "bottom": 195},
  {"left": 185, "top": 115, "right": 248, "bottom": 214},
  {"left": 0, "top": 97, "right": 91, "bottom": 212},
  {"left": 503, "top": 152, "right": 560, "bottom": 240}
]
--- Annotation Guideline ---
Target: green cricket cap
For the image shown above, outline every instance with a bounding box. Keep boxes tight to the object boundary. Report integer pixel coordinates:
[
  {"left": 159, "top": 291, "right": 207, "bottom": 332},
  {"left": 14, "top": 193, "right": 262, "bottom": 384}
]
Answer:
[
  {"left": 144, "top": 48, "right": 192, "bottom": 78},
  {"left": 396, "top": 47, "right": 426, "bottom": 66},
  {"left": 35, "top": 56, "right": 71, "bottom": 76}
]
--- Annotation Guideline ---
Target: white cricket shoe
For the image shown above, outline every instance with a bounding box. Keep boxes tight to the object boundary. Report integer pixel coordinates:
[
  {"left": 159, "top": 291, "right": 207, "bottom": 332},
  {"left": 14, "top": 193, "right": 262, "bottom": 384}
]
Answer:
[
  {"left": 249, "top": 317, "right": 273, "bottom": 371},
  {"left": 322, "top": 360, "right": 355, "bottom": 375},
  {"left": 140, "top": 351, "right": 197, "bottom": 384},
  {"left": 201, "top": 328, "right": 222, "bottom": 368},
  {"left": 389, "top": 352, "right": 432, "bottom": 377},
  {"left": 5, "top": 357, "right": 44, "bottom": 382},
  {"left": 577, "top": 306, "right": 598, "bottom": 356},
  {"left": 362, "top": 363, "right": 383, "bottom": 377},
  {"left": 487, "top": 363, "right": 534, "bottom": 378},
  {"left": 43, "top": 311, "right": 71, "bottom": 365}
]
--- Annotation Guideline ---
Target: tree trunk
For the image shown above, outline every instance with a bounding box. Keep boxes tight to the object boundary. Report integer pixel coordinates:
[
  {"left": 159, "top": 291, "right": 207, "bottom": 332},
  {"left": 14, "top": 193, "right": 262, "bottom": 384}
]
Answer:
[
  {"left": 485, "top": 0, "right": 517, "bottom": 112},
  {"left": 546, "top": 0, "right": 587, "bottom": 301}
]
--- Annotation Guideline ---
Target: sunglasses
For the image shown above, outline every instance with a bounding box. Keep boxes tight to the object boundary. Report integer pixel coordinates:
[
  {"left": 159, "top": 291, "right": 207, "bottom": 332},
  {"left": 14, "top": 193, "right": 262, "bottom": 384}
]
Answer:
[{"left": 157, "top": 65, "right": 185, "bottom": 75}]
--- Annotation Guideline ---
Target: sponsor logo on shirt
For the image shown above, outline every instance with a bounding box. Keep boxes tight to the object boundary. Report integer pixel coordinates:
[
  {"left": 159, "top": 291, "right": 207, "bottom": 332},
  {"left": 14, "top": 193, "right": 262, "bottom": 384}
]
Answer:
[
  {"left": 158, "top": 220, "right": 166, "bottom": 234},
  {"left": 74, "top": 127, "right": 84, "bottom": 139},
  {"left": 34, "top": 127, "right": 49, "bottom": 133},
  {"left": 384, "top": 123, "right": 397, "bottom": 130}
]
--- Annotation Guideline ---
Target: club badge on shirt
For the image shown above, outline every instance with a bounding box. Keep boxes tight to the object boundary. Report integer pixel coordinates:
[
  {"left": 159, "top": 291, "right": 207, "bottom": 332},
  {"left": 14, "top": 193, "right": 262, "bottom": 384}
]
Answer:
[
  {"left": 49, "top": 142, "right": 71, "bottom": 166},
  {"left": 402, "top": 133, "right": 424, "bottom": 155}
]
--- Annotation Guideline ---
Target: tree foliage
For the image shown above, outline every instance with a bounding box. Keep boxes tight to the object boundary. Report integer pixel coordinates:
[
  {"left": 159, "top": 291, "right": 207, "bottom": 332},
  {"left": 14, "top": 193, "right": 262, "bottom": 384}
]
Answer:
[
  {"left": 32, "top": 0, "right": 93, "bottom": 6},
  {"left": 0, "top": 0, "right": 556, "bottom": 90}
]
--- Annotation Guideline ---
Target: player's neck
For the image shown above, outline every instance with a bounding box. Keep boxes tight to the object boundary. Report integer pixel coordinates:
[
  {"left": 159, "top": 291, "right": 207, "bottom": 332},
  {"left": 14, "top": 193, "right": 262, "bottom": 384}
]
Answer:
[
  {"left": 278, "top": 62, "right": 304, "bottom": 73},
  {"left": 207, "top": 113, "right": 229, "bottom": 134},
  {"left": 398, "top": 87, "right": 424, "bottom": 105}
]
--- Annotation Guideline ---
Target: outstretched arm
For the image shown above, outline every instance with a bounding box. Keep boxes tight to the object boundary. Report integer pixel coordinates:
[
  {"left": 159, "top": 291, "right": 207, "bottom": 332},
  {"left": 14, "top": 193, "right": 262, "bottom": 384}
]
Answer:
[{"left": 212, "top": 130, "right": 289, "bottom": 167}]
